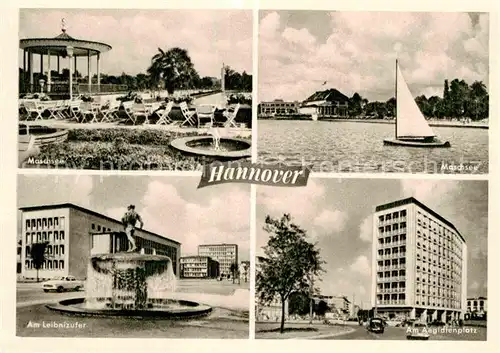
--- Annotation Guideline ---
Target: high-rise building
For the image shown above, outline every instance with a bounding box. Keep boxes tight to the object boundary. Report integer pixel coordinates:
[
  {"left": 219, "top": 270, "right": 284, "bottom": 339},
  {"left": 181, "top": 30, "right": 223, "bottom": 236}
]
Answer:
[
  {"left": 20, "top": 203, "right": 181, "bottom": 280},
  {"left": 371, "top": 197, "right": 467, "bottom": 323},
  {"left": 198, "top": 244, "right": 238, "bottom": 277},
  {"left": 179, "top": 256, "right": 219, "bottom": 279}
]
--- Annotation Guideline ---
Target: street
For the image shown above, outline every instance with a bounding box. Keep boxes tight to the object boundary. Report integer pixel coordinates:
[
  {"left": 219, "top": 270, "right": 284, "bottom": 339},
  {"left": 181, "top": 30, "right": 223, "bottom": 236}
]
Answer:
[
  {"left": 17, "top": 279, "right": 249, "bottom": 338},
  {"left": 324, "top": 325, "right": 487, "bottom": 341}
]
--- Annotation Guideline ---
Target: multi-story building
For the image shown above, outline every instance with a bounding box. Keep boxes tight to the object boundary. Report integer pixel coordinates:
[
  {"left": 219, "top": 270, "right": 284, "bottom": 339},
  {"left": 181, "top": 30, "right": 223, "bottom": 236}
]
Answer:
[
  {"left": 467, "top": 297, "right": 487, "bottom": 316},
  {"left": 258, "top": 99, "right": 300, "bottom": 116},
  {"left": 179, "top": 256, "right": 219, "bottom": 279},
  {"left": 20, "top": 203, "right": 181, "bottom": 280},
  {"left": 198, "top": 244, "right": 238, "bottom": 278},
  {"left": 256, "top": 295, "right": 289, "bottom": 322},
  {"left": 239, "top": 260, "right": 250, "bottom": 283},
  {"left": 371, "top": 197, "right": 467, "bottom": 323}
]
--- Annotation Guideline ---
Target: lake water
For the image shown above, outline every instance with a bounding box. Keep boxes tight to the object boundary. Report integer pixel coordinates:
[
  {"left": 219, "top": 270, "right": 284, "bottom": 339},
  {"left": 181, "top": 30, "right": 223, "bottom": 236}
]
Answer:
[{"left": 257, "top": 120, "right": 489, "bottom": 174}]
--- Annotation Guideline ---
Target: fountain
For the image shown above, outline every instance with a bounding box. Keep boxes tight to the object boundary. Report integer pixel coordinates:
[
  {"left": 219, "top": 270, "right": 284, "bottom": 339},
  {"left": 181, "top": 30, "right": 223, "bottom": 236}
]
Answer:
[
  {"left": 19, "top": 124, "right": 69, "bottom": 146},
  {"left": 170, "top": 126, "right": 251, "bottom": 160},
  {"left": 46, "top": 252, "right": 212, "bottom": 319}
]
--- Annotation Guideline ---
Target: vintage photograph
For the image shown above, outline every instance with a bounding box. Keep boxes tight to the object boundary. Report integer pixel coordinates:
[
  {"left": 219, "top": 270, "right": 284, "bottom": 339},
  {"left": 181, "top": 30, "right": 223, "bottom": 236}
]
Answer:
[
  {"left": 16, "top": 175, "right": 250, "bottom": 338},
  {"left": 18, "top": 9, "right": 253, "bottom": 170},
  {"left": 255, "top": 178, "right": 487, "bottom": 340},
  {"left": 257, "top": 11, "right": 489, "bottom": 173}
]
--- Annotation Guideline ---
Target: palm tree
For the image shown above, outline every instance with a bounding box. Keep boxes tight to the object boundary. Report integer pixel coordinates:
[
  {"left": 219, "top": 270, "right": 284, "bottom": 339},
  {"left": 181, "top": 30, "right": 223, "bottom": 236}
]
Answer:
[{"left": 147, "top": 47, "right": 198, "bottom": 95}]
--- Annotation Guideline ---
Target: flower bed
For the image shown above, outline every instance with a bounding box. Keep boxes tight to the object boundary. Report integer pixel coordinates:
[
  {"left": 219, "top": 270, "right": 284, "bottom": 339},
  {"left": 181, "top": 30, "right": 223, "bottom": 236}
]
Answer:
[{"left": 31, "top": 128, "right": 250, "bottom": 170}]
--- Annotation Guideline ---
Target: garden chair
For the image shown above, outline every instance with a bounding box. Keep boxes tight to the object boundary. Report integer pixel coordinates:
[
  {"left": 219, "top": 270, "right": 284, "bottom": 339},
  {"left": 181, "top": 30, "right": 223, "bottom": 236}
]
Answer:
[
  {"left": 196, "top": 104, "right": 216, "bottom": 128},
  {"left": 68, "top": 100, "right": 83, "bottom": 121},
  {"left": 23, "top": 101, "right": 45, "bottom": 121},
  {"left": 100, "top": 100, "right": 121, "bottom": 123},
  {"left": 223, "top": 103, "right": 240, "bottom": 128},
  {"left": 179, "top": 101, "right": 196, "bottom": 127},
  {"left": 121, "top": 101, "right": 136, "bottom": 124},
  {"left": 156, "top": 101, "right": 174, "bottom": 125},
  {"left": 80, "top": 102, "right": 101, "bottom": 123},
  {"left": 132, "top": 103, "right": 150, "bottom": 125}
]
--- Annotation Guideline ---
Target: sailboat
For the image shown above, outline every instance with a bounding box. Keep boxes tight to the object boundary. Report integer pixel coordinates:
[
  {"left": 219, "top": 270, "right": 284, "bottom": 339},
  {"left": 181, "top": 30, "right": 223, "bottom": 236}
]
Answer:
[{"left": 383, "top": 60, "right": 451, "bottom": 148}]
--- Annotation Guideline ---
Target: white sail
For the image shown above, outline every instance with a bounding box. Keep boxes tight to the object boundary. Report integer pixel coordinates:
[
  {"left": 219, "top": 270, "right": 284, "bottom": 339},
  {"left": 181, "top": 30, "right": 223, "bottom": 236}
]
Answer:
[{"left": 396, "top": 63, "right": 435, "bottom": 138}]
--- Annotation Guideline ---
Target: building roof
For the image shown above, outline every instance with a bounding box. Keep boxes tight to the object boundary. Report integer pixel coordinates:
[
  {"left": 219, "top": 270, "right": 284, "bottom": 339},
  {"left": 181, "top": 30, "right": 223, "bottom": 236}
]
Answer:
[
  {"left": 303, "top": 88, "right": 349, "bottom": 104},
  {"left": 19, "top": 203, "right": 180, "bottom": 245},
  {"left": 375, "top": 197, "right": 465, "bottom": 243},
  {"left": 198, "top": 243, "right": 238, "bottom": 247}
]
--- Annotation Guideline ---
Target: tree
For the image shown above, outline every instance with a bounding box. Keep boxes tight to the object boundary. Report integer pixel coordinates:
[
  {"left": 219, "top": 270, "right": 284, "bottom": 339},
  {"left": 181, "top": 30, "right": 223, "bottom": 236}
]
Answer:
[
  {"left": 288, "top": 291, "right": 310, "bottom": 316},
  {"left": 31, "top": 241, "right": 49, "bottom": 282},
  {"left": 256, "top": 214, "right": 324, "bottom": 333},
  {"left": 147, "top": 47, "right": 199, "bottom": 94},
  {"left": 230, "top": 262, "right": 239, "bottom": 284},
  {"left": 315, "top": 300, "right": 329, "bottom": 317}
]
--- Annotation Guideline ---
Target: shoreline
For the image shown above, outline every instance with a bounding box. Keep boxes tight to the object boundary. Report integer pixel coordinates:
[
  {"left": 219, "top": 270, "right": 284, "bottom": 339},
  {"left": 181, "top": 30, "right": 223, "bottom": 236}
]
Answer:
[{"left": 258, "top": 117, "right": 489, "bottom": 129}]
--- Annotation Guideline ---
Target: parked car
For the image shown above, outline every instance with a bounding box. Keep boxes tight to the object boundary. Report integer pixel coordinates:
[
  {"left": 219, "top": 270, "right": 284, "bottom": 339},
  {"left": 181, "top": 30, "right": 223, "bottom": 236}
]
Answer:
[
  {"left": 406, "top": 322, "right": 430, "bottom": 340},
  {"left": 42, "top": 276, "right": 84, "bottom": 292},
  {"left": 429, "top": 320, "right": 446, "bottom": 327},
  {"left": 367, "top": 317, "right": 385, "bottom": 334}
]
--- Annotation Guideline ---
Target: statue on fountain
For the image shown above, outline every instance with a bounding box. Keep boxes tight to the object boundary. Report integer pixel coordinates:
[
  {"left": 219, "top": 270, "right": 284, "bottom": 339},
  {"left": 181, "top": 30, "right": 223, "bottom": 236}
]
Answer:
[{"left": 121, "top": 205, "right": 144, "bottom": 252}]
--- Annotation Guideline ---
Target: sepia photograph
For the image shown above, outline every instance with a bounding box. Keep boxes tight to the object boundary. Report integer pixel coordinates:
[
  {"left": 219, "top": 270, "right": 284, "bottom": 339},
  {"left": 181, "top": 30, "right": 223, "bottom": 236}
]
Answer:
[
  {"left": 257, "top": 11, "right": 489, "bottom": 174},
  {"left": 255, "top": 178, "right": 487, "bottom": 340},
  {"left": 18, "top": 9, "right": 253, "bottom": 170},
  {"left": 16, "top": 175, "right": 250, "bottom": 338}
]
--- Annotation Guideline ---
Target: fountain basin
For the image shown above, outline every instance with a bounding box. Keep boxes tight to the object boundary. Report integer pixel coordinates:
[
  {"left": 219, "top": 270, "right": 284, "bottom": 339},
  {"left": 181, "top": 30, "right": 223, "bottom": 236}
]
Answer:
[
  {"left": 171, "top": 136, "right": 251, "bottom": 159},
  {"left": 19, "top": 124, "right": 68, "bottom": 146},
  {"left": 46, "top": 298, "right": 212, "bottom": 319}
]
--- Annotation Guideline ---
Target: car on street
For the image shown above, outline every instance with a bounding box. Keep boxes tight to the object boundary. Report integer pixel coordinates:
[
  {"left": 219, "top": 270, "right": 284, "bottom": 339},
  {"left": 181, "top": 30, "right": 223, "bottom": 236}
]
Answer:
[
  {"left": 42, "top": 276, "right": 84, "bottom": 292},
  {"left": 367, "top": 317, "right": 385, "bottom": 334},
  {"left": 406, "top": 322, "right": 430, "bottom": 340}
]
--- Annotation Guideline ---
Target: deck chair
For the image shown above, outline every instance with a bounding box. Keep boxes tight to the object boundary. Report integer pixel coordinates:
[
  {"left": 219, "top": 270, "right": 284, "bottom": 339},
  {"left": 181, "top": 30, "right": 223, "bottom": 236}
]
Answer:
[
  {"left": 100, "top": 100, "right": 121, "bottom": 123},
  {"left": 156, "top": 101, "right": 174, "bottom": 125},
  {"left": 223, "top": 103, "right": 240, "bottom": 128},
  {"left": 23, "top": 101, "right": 45, "bottom": 121},
  {"left": 179, "top": 101, "right": 196, "bottom": 127},
  {"left": 132, "top": 103, "right": 150, "bottom": 125},
  {"left": 196, "top": 104, "right": 216, "bottom": 128}
]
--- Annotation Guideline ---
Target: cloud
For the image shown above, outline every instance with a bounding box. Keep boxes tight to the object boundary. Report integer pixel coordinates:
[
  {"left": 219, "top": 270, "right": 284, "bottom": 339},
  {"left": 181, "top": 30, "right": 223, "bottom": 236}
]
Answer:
[
  {"left": 359, "top": 215, "right": 373, "bottom": 243},
  {"left": 400, "top": 179, "right": 458, "bottom": 203},
  {"left": 259, "top": 11, "right": 489, "bottom": 102},
  {"left": 313, "top": 209, "right": 348, "bottom": 233},
  {"left": 349, "top": 255, "right": 371, "bottom": 276}
]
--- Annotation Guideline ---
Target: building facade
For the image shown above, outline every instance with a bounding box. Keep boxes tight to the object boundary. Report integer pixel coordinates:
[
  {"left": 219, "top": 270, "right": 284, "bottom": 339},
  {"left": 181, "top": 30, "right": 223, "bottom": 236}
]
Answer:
[
  {"left": 256, "top": 296, "right": 289, "bottom": 322},
  {"left": 467, "top": 297, "right": 487, "bottom": 316},
  {"left": 198, "top": 244, "right": 238, "bottom": 278},
  {"left": 371, "top": 197, "right": 467, "bottom": 323},
  {"left": 20, "top": 203, "right": 181, "bottom": 280},
  {"left": 179, "top": 256, "right": 219, "bottom": 279},
  {"left": 258, "top": 99, "right": 300, "bottom": 116}
]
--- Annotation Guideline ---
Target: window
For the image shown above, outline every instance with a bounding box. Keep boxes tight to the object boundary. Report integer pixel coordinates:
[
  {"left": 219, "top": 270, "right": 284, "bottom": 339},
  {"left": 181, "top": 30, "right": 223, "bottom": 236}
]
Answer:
[
  {"left": 97, "top": 225, "right": 102, "bottom": 232},
  {"left": 60, "top": 245, "right": 64, "bottom": 255},
  {"left": 48, "top": 218, "right": 53, "bottom": 228},
  {"left": 60, "top": 260, "right": 64, "bottom": 269},
  {"left": 92, "top": 223, "right": 96, "bottom": 230},
  {"left": 60, "top": 231, "right": 65, "bottom": 240},
  {"left": 26, "top": 220, "right": 30, "bottom": 230},
  {"left": 54, "top": 217, "right": 59, "bottom": 227}
]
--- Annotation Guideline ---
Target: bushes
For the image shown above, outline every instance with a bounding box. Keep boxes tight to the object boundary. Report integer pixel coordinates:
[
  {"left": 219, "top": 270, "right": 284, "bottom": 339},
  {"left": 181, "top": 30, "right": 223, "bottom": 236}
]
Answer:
[{"left": 227, "top": 94, "right": 252, "bottom": 106}]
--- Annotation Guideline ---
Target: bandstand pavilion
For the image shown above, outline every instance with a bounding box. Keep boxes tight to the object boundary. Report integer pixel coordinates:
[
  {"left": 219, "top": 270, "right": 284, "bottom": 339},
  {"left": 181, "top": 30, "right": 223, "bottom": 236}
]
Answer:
[{"left": 19, "top": 21, "right": 112, "bottom": 99}]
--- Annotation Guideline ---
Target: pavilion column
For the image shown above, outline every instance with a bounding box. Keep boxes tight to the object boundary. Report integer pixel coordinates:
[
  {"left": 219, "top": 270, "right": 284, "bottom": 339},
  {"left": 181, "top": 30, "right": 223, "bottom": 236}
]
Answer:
[
  {"left": 96, "top": 53, "right": 100, "bottom": 93},
  {"left": 28, "top": 50, "right": 34, "bottom": 93},
  {"left": 57, "top": 55, "right": 60, "bottom": 73},
  {"left": 87, "top": 50, "right": 91, "bottom": 93},
  {"left": 47, "top": 49, "right": 51, "bottom": 92},
  {"left": 67, "top": 46, "right": 74, "bottom": 100},
  {"left": 23, "top": 50, "right": 26, "bottom": 92},
  {"left": 40, "top": 54, "right": 44, "bottom": 77}
]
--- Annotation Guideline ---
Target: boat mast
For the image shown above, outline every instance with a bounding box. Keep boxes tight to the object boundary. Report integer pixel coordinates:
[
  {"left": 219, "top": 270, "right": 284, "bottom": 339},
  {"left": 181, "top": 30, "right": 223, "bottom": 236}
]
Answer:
[{"left": 395, "top": 59, "right": 398, "bottom": 139}]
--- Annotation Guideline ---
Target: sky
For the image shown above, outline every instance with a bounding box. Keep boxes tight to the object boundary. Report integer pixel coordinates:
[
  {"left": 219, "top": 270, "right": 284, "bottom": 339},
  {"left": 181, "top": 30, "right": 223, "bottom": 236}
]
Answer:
[
  {"left": 18, "top": 175, "right": 250, "bottom": 261},
  {"left": 258, "top": 11, "right": 489, "bottom": 102},
  {"left": 256, "top": 179, "right": 488, "bottom": 309},
  {"left": 19, "top": 9, "right": 253, "bottom": 78}
]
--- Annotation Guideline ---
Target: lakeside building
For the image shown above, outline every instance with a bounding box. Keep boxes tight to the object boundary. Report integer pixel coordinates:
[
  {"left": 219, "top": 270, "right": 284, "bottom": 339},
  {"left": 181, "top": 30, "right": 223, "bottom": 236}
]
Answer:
[
  {"left": 20, "top": 203, "right": 181, "bottom": 280},
  {"left": 179, "top": 256, "right": 220, "bottom": 279},
  {"left": 467, "top": 297, "right": 487, "bottom": 316},
  {"left": 258, "top": 99, "right": 300, "bottom": 116},
  {"left": 299, "top": 88, "right": 349, "bottom": 118},
  {"left": 371, "top": 197, "right": 467, "bottom": 323},
  {"left": 239, "top": 260, "right": 250, "bottom": 283},
  {"left": 198, "top": 244, "right": 238, "bottom": 278}
]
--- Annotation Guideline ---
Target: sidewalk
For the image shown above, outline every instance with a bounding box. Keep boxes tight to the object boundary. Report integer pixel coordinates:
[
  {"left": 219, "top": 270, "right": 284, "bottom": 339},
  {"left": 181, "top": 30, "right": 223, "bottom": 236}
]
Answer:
[{"left": 256, "top": 322, "right": 355, "bottom": 339}]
